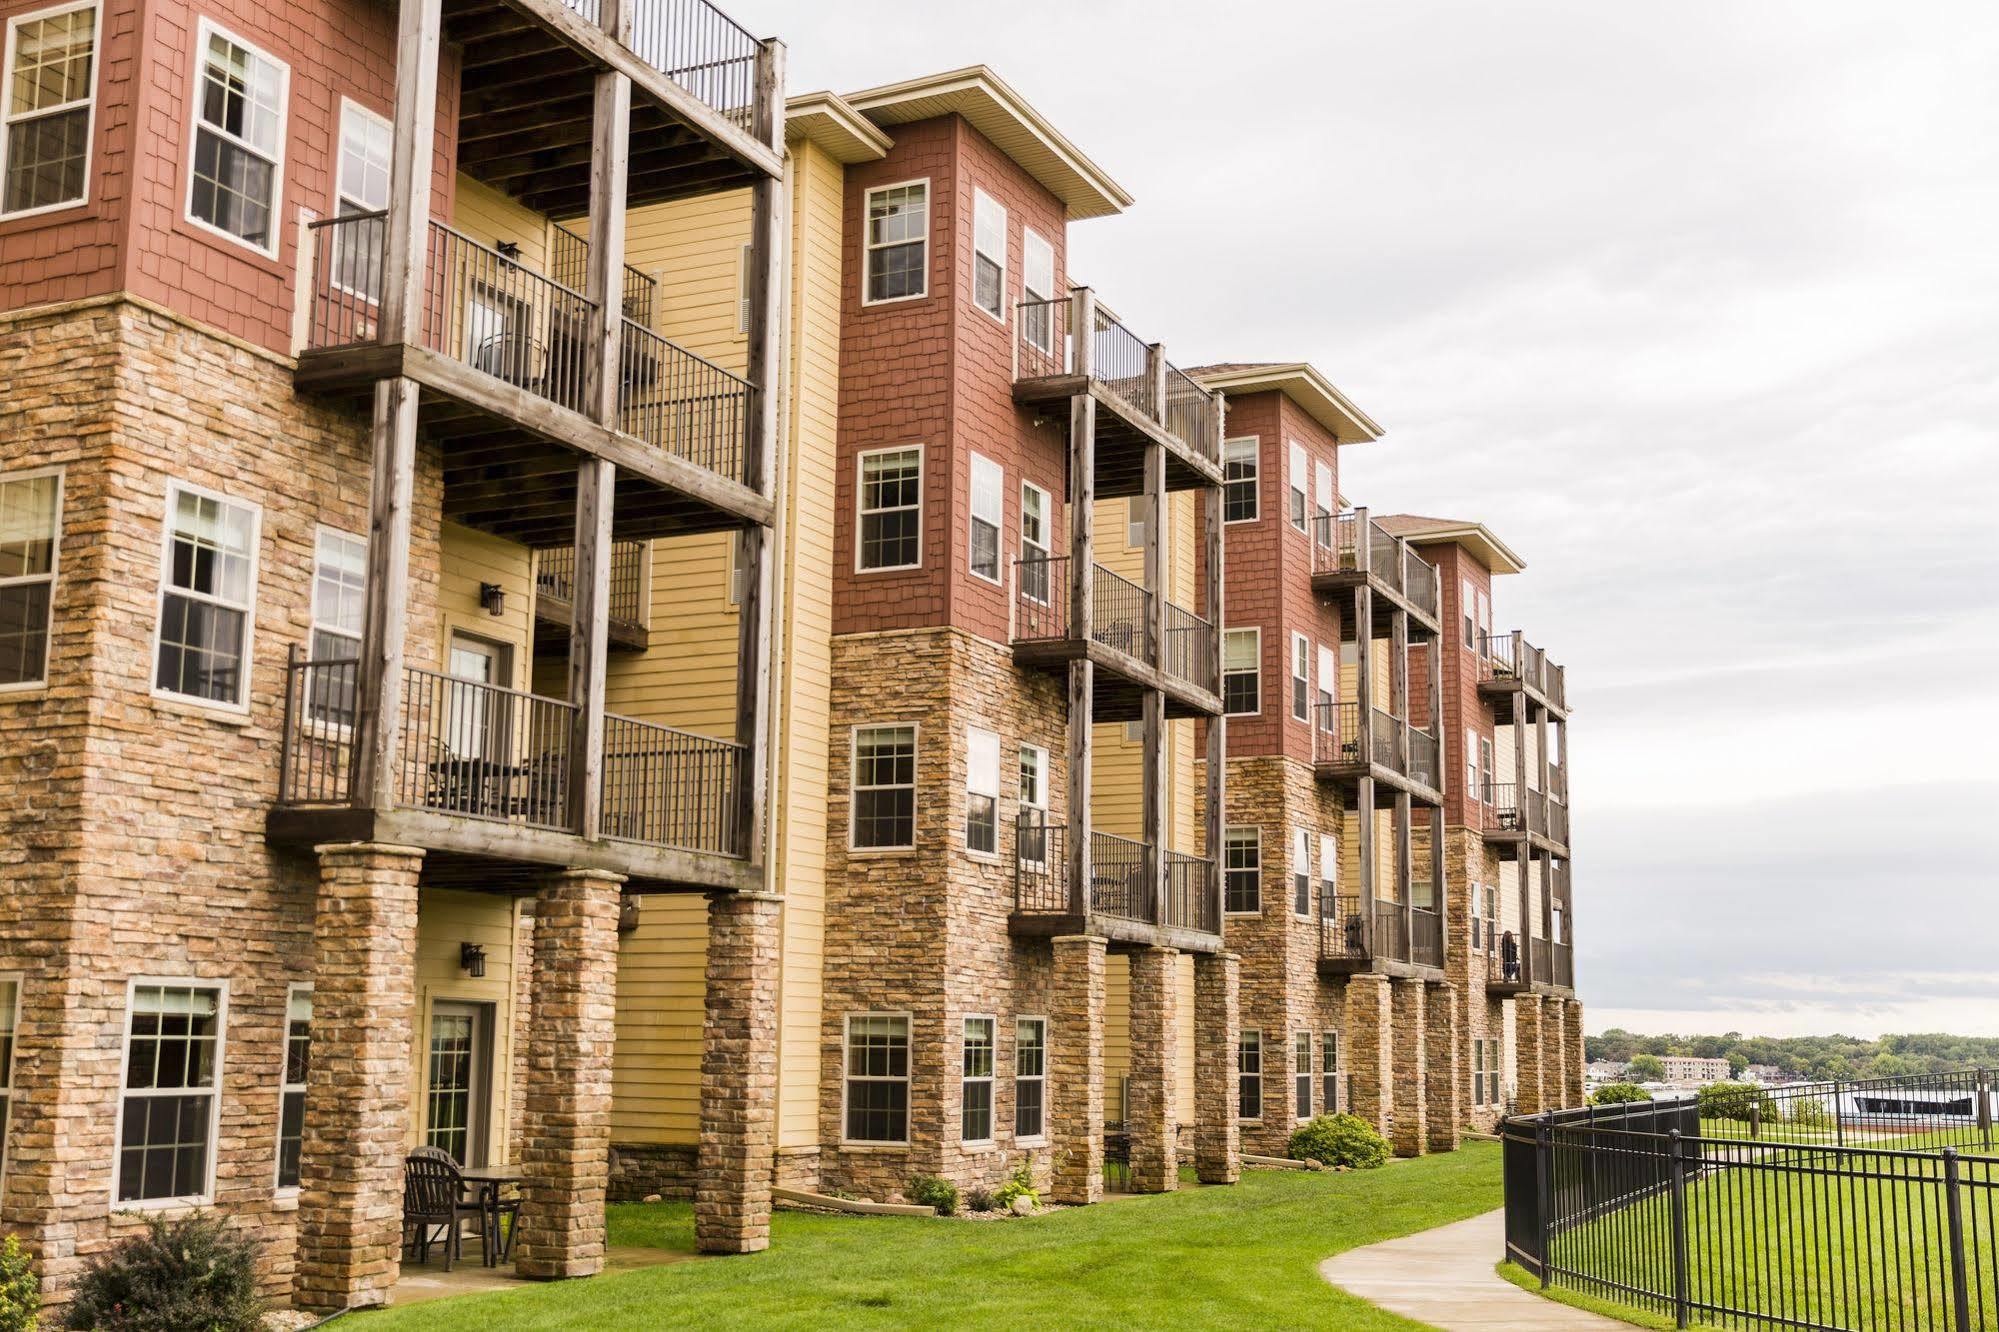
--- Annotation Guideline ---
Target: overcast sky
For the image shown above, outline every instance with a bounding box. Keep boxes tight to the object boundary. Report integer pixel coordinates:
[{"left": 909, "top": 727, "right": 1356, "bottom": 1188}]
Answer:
[{"left": 759, "top": 0, "right": 1999, "bottom": 1039}]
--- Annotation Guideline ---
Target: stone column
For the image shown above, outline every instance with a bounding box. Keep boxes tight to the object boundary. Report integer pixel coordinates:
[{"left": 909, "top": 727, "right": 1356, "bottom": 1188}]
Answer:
[
  {"left": 1424, "top": 982, "right": 1462, "bottom": 1154},
  {"left": 1565, "top": 1000, "right": 1587, "bottom": 1105},
  {"left": 294, "top": 843, "right": 424, "bottom": 1313},
  {"left": 1514, "top": 995, "right": 1546, "bottom": 1114},
  {"left": 1127, "top": 947, "right": 1179, "bottom": 1193},
  {"left": 515, "top": 868, "right": 622, "bottom": 1279},
  {"left": 1192, "top": 951, "right": 1240, "bottom": 1185},
  {"left": 1050, "top": 934, "right": 1107, "bottom": 1205},
  {"left": 1389, "top": 978, "right": 1429, "bottom": 1157},
  {"left": 1343, "top": 974, "right": 1394, "bottom": 1136},
  {"left": 1542, "top": 992, "right": 1569, "bottom": 1110},
  {"left": 696, "top": 890, "right": 782, "bottom": 1253}
]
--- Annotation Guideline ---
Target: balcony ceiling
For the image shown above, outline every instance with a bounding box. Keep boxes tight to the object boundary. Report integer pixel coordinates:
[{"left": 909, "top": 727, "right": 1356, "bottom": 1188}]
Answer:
[{"left": 445, "top": 0, "right": 760, "bottom": 216}]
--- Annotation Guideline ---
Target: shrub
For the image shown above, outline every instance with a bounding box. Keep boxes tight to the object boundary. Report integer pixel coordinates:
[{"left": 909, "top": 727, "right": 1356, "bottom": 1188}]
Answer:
[
  {"left": 1590, "top": 1082, "right": 1652, "bottom": 1106},
  {"left": 964, "top": 1186, "right": 995, "bottom": 1213},
  {"left": 905, "top": 1174, "right": 958, "bottom": 1216},
  {"left": 1288, "top": 1114, "right": 1390, "bottom": 1170},
  {"left": 1788, "top": 1096, "right": 1833, "bottom": 1128},
  {"left": 0, "top": 1235, "right": 37, "bottom": 1332},
  {"left": 64, "top": 1214, "right": 261, "bottom": 1332},
  {"left": 1697, "top": 1081, "right": 1773, "bottom": 1125},
  {"left": 992, "top": 1160, "right": 1039, "bottom": 1213}
]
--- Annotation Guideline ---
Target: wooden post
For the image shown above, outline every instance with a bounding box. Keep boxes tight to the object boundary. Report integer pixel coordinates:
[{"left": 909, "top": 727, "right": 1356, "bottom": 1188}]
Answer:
[
  {"left": 1389, "top": 606, "right": 1411, "bottom": 772},
  {"left": 1066, "top": 660, "right": 1093, "bottom": 917},
  {"left": 1147, "top": 341, "right": 1167, "bottom": 425},
  {"left": 1353, "top": 506, "right": 1371, "bottom": 575},
  {"left": 1357, "top": 776, "right": 1376, "bottom": 958},
  {"left": 1427, "top": 629, "right": 1443, "bottom": 794},
  {"left": 350, "top": 0, "right": 440, "bottom": 810},
  {"left": 1203, "top": 480, "right": 1225, "bottom": 927},
  {"left": 1069, "top": 395, "right": 1096, "bottom": 645},
  {"left": 1397, "top": 792, "right": 1414, "bottom": 956},
  {"left": 1513, "top": 692, "right": 1532, "bottom": 969},
  {"left": 1142, "top": 690, "right": 1166, "bottom": 925},
  {"left": 568, "top": 459, "right": 614, "bottom": 836},
  {"left": 582, "top": 70, "right": 631, "bottom": 427},
  {"left": 1142, "top": 443, "right": 1164, "bottom": 667},
  {"left": 1354, "top": 586, "right": 1375, "bottom": 767},
  {"left": 1070, "top": 286, "right": 1096, "bottom": 379}
]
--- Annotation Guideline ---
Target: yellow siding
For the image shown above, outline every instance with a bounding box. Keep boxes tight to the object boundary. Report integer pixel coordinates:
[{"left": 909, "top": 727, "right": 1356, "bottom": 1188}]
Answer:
[
  {"left": 438, "top": 522, "right": 534, "bottom": 691},
  {"left": 410, "top": 891, "right": 526, "bottom": 1164},
  {"left": 1101, "top": 955, "right": 1199, "bottom": 1129},
  {"left": 451, "top": 173, "right": 554, "bottom": 274},
  {"left": 611, "top": 897, "right": 709, "bottom": 1141}
]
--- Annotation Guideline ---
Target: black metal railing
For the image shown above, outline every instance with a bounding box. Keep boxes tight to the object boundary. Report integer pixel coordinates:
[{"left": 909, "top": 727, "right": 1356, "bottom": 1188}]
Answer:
[
  {"left": 278, "top": 652, "right": 362, "bottom": 804},
  {"left": 535, "top": 540, "right": 646, "bottom": 626},
  {"left": 1013, "top": 296, "right": 1070, "bottom": 381},
  {"left": 1163, "top": 850, "right": 1219, "bottom": 935},
  {"left": 1092, "top": 564, "right": 1151, "bottom": 660},
  {"left": 1164, "top": 364, "right": 1220, "bottom": 462},
  {"left": 1322, "top": 893, "right": 1368, "bottom": 961},
  {"left": 547, "top": 221, "right": 658, "bottom": 326},
  {"left": 1309, "top": 510, "right": 1440, "bottom": 620},
  {"left": 1480, "top": 629, "right": 1568, "bottom": 710},
  {"left": 1503, "top": 1072, "right": 1999, "bottom": 1331},
  {"left": 1010, "top": 295, "right": 1221, "bottom": 463},
  {"left": 1316, "top": 893, "right": 1444, "bottom": 970},
  {"left": 600, "top": 712, "right": 745, "bottom": 855},
  {"left": 1015, "top": 817, "right": 1066, "bottom": 912},
  {"left": 1090, "top": 304, "right": 1155, "bottom": 419},
  {"left": 1090, "top": 831, "right": 1150, "bottom": 923},
  {"left": 394, "top": 665, "right": 578, "bottom": 831},
  {"left": 629, "top": 0, "right": 762, "bottom": 128},
  {"left": 616, "top": 317, "right": 756, "bottom": 485},
  {"left": 1161, "top": 601, "right": 1215, "bottom": 694},
  {"left": 1314, "top": 701, "right": 1362, "bottom": 766},
  {"left": 1013, "top": 822, "right": 1218, "bottom": 936}
]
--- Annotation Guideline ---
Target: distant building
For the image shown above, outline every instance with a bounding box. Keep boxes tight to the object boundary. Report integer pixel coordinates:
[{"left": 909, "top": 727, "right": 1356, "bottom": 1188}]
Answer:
[
  {"left": 1659, "top": 1056, "right": 1733, "bottom": 1085},
  {"left": 1744, "top": 1064, "right": 1785, "bottom": 1085},
  {"left": 1585, "top": 1060, "right": 1630, "bottom": 1084}
]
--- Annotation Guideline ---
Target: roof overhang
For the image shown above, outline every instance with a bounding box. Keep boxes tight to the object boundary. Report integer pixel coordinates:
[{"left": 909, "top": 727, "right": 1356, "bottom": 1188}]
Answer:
[
  {"left": 841, "top": 66, "right": 1133, "bottom": 220},
  {"left": 1380, "top": 519, "right": 1527, "bottom": 575},
  {"left": 785, "top": 91, "right": 893, "bottom": 164},
  {"left": 1188, "top": 362, "right": 1385, "bottom": 445}
]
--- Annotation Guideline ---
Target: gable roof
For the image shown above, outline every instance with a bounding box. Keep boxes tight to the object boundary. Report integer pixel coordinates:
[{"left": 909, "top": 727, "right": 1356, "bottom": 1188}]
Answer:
[
  {"left": 1182, "top": 362, "right": 1384, "bottom": 445},
  {"left": 785, "top": 91, "right": 894, "bottom": 164},
  {"left": 841, "top": 66, "right": 1133, "bottom": 219},
  {"left": 1374, "top": 514, "right": 1526, "bottom": 575}
]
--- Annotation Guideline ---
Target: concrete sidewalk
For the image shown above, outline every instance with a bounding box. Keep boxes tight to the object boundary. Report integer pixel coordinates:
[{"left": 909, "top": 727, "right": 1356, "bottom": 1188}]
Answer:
[{"left": 1321, "top": 1208, "right": 1629, "bottom": 1330}]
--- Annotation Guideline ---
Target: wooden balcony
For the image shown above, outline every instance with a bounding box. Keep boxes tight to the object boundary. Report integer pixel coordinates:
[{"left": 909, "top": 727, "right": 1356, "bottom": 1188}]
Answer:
[
  {"left": 445, "top": 0, "right": 781, "bottom": 219},
  {"left": 1311, "top": 509, "right": 1442, "bottom": 638},
  {"left": 1487, "top": 936, "right": 1575, "bottom": 997},
  {"left": 532, "top": 541, "right": 648, "bottom": 653},
  {"left": 1009, "top": 822, "right": 1223, "bottom": 953},
  {"left": 297, "top": 214, "right": 770, "bottom": 545},
  {"left": 1011, "top": 292, "right": 1224, "bottom": 499},
  {"left": 1011, "top": 556, "right": 1222, "bottom": 721},
  {"left": 1311, "top": 702, "right": 1444, "bottom": 806},
  {"left": 269, "top": 652, "right": 755, "bottom": 893},
  {"left": 1477, "top": 630, "right": 1569, "bottom": 718},
  {"left": 1473, "top": 782, "right": 1571, "bottom": 857},
  {"left": 1318, "top": 894, "right": 1446, "bottom": 981}
]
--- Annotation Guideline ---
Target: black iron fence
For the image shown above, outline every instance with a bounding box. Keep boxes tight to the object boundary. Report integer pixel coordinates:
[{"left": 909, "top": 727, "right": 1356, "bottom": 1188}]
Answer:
[{"left": 1504, "top": 1071, "right": 1999, "bottom": 1330}]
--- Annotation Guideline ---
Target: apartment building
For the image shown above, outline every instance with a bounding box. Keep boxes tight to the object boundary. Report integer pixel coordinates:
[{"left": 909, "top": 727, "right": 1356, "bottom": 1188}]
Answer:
[{"left": 1380, "top": 514, "right": 1583, "bottom": 1121}]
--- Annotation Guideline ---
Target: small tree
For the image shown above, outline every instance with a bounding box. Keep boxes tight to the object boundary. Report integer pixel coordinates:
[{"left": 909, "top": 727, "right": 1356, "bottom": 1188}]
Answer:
[
  {"left": 63, "top": 1214, "right": 262, "bottom": 1332},
  {"left": 1288, "top": 1114, "right": 1390, "bottom": 1170},
  {"left": 1697, "top": 1081, "right": 1773, "bottom": 1125},
  {"left": 1590, "top": 1082, "right": 1652, "bottom": 1106},
  {"left": 0, "top": 1235, "right": 38, "bottom": 1332},
  {"left": 1627, "top": 1054, "right": 1667, "bottom": 1082}
]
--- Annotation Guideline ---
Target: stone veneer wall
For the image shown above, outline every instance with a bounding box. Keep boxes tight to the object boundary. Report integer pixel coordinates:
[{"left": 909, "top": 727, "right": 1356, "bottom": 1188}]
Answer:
[
  {"left": 1442, "top": 825, "right": 1510, "bottom": 1132},
  {"left": 819, "top": 628, "right": 1066, "bottom": 1199},
  {"left": 0, "top": 297, "right": 443, "bottom": 1303}
]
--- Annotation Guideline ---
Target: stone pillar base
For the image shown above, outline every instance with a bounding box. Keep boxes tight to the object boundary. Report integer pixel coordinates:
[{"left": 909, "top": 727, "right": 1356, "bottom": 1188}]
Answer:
[
  {"left": 1564, "top": 1000, "right": 1587, "bottom": 1106},
  {"left": 1344, "top": 974, "right": 1394, "bottom": 1137},
  {"left": 1127, "top": 947, "right": 1179, "bottom": 1193},
  {"left": 1389, "top": 978, "right": 1429, "bottom": 1158},
  {"left": 515, "top": 869, "right": 623, "bottom": 1279},
  {"left": 1514, "top": 995, "right": 1547, "bottom": 1115},
  {"left": 1050, "top": 935, "right": 1107, "bottom": 1205},
  {"left": 1424, "top": 982, "right": 1462, "bottom": 1154},
  {"left": 696, "top": 891, "right": 782, "bottom": 1254},
  {"left": 1192, "top": 952, "right": 1241, "bottom": 1185},
  {"left": 294, "top": 843, "right": 424, "bottom": 1313}
]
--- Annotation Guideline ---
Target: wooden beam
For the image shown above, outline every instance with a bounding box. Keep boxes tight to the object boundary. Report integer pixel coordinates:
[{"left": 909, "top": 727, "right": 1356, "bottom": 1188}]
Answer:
[
  {"left": 1202, "top": 479, "right": 1226, "bottom": 928},
  {"left": 1142, "top": 688, "right": 1165, "bottom": 925},
  {"left": 1066, "top": 659, "right": 1093, "bottom": 916},
  {"left": 458, "top": 94, "right": 596, "bottom": 145},
  {"left": 353, "top": 378, "right": 423, "bottom": 809},
  {"left": 567, "top": 458, "right": 613, "bottom": 835}
]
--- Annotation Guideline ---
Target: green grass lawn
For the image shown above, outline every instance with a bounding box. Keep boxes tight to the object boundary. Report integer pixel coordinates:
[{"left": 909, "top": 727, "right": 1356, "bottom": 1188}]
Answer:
[{"left": 359, "top": 1143, "right": 1502, "bottom": 1330}]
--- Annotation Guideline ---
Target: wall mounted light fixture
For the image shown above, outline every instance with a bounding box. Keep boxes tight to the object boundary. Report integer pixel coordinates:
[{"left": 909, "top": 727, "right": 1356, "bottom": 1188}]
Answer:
[
  {"left": 479, "top": 582, "right": 506, "bottom": 617},
  {"left": 460, "top": 942, "right": 487, "bottom": 977}
]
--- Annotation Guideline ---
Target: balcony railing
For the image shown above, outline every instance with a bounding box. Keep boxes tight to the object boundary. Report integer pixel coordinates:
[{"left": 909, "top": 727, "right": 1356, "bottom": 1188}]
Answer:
[
  {"left": 1483, "top": 782, "right": 1564, "bottom": 845},
  {"left": 277, "top": 649, "right": 746, "bottom": 856},
  {"left": 1477, "top": 630, "right": 1567, "bottom": 710},
  {"left": 304, "top": 214, "right": 757, "bottom": 490},
  {"left": 1011, "top": 294, "right": 1221, "bottom": 464},
  {"left": 1553, "top": 940, "right": 1574, "bottom": 990},
  {"left": 548, "top": 221, "right": 658, "bottom": 326},
  {"left": 630, "top": 0, "right": 762, "bottom": 127},
  {"left": 1012, "top": 556, "right": 1214, "bottom": 694},
  {"left": 535, "top": 540, "right": 647, "bottom": 626},
  {"left": 1310, "top": 510, "right": 1440, "bottom": 620},
  {"left": 1319, "top": 894, "right": 1444, "bottom": 970},
  {"left": 1314, "top": 701, "right": 1362, "bottom": 766},
  {"left": 1014, "top": 820, "right": 1218, "bottom": 935}
]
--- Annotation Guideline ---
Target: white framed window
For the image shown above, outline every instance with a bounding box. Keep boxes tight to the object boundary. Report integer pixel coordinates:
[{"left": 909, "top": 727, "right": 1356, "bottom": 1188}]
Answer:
[
  {"left": 1315, "top": 643, "right": 1336, "bottom": 734},
  {"left": 329, "top": 98, "right": 389, "bottom": 298},
  {"left": 1476, "top": 589, "right": 1493, "bottom": 652},
  {"left": 1294, "top": 1030, "right": 1313, "bottom": 1121},
  {"left": 1018, "top": 481, "right": 1051, "bottom": 603},
  {"left": 968, "top": 453, "right": 1003, "bottom": 584},
  {"left": 965, "top": 726, "right": 1000, "bottom": 855},
  {"left": 115, "top": 980, "right": 226, "bottom": 1207},
  {"left": 843, "top": 1013, "right": 910, "bottom": 1144},
  {"left": 972, "top": 188, "right": 1006, "bottom": 321},
  {"left": 1472, "top": 1039, "right": 1487, "bottom": 1107},
  {"left": 1287, "top": 441, "right": 1309, "bottom": 533},
  {"left": 153, "top": 482, "right": 260, "bottom": 711},
  {"left": 1021, "top": 228, "right": 1054, "bottom": 352},
  {"left": 0, "top": 467, "right": 62, "bottom": 689},
  {"left": 306, "top": 526, "right": 364, "bottom": 724},
  {"left": 737, "top": 240, "right": 754, "bottom": 333},
  {"left": 1122, "top": 719, "right": 1143, "bottom": 745},
  {"left": 1480, "top": 736, "right": 1496, "bottom": 800},
  {"left": 1484, "top": 884, "right": 1499, "bottom": 957},
  {"left": 863, "top": 179, "right": 927, "bottom": 304},
  {"left": 1237, "top": 1029, "right": 1262, "bottom": 1121},
  {"left": 0, "top": 975, "right": 18, "bottom": 1189},
  {"left": 1291, "top": 827, "right": 1311, "bottom": 916},
  {"left": 1, "top": 1, "right": 99, "bottom": 217},
  {"left": 857, "top": 445, "right": 922, "bottom": 572},
  {"left": 1290, "top": 633, "right": 1310, "bottom": 723},
  {"left": 1321, "top": 1031, "right": 1340, "bottom": 1114},
  {"left": 1017, "top": 744, "right": 1049, "bottom": 868},
  {"left": 1465, "top": 726, "right": 1480, "bottom": 801},
  {"left": 961, "top": 1015, "right": 995, "bottom": 1143},
  {"left": 275, "top": 983, "right": 311, "bottom": 1192},
  {"left": 1461, "top": 577, "right": 1477, "bottom": 649},
  {"left": 1224, "top": 826, "right": 1261, "bottom": 914},
  {"left": 1222, "top": 627, "right": 1260, "bottom": 717},
  {"left": 1014, "top": 1016, "right": 1047, "bottom": 1140},
  {"left": 728, "top": 529, "right": 749, "bottom": 606},
  {"left": 1313, "top": 461, "right": 1334, "bottom": 539},
  {"left": 185, "top": 19, "right": 288, "bottom": 256},
  {"left": 1125, "top": 495, "right": 1149, "bottom": 550},
  {"left": 1223, "top": 437, "right": 1258, "bottom": 523},
  {"left": 850, "top": 724, "right": 917, "bottom": 850},
  {"left": 1319, "top": 833, "right": 1337, "bottom": 919},
  {"left": 1484, "top": 1037, "right": 1502, "bottom": 1104}
]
